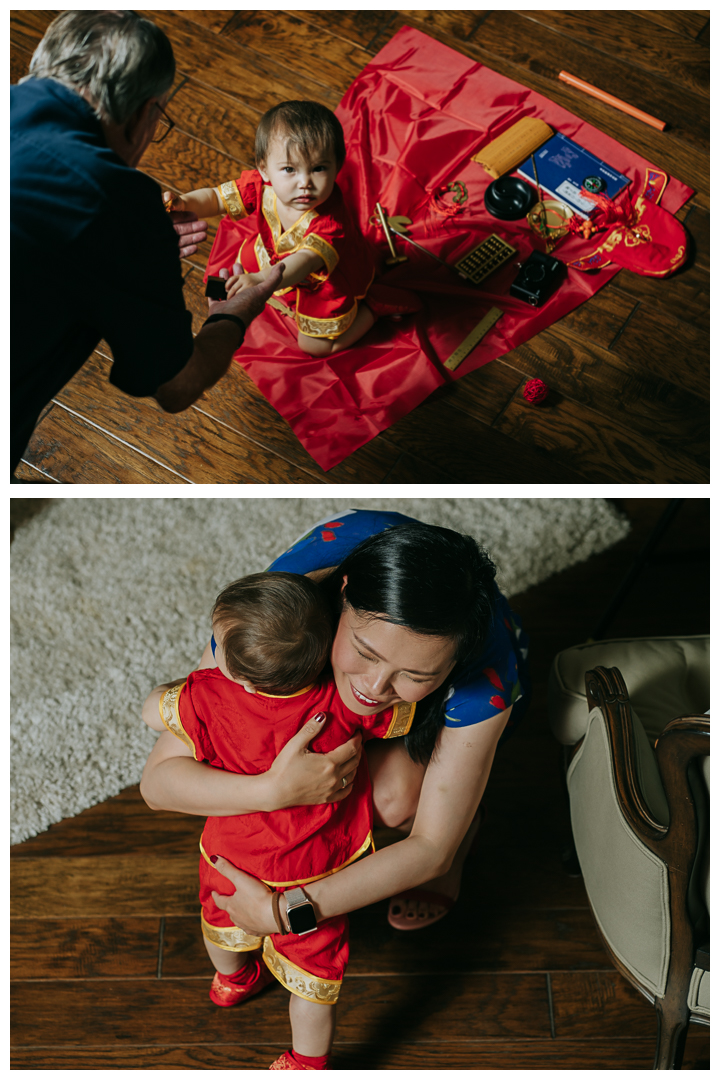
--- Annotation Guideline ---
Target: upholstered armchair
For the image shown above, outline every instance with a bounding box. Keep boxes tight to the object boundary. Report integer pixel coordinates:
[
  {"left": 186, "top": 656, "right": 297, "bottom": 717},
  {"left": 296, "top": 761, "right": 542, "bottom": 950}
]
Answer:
[{"left": 548, "top": 636, "right": 710, "bottom": 1070}]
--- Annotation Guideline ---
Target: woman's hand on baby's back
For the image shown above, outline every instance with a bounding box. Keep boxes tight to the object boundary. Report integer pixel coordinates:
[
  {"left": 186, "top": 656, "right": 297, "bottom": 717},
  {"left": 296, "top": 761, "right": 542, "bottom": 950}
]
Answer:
[{"left": 267, "top": 715, "right": 362, "bottom": 809}]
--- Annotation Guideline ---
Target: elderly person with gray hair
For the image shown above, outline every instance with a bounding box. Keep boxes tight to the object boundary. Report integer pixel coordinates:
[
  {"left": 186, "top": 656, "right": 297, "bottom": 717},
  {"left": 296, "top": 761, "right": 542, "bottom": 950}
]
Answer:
[{"left": 11, "top": 10, "right": 282, "bottom": 479}]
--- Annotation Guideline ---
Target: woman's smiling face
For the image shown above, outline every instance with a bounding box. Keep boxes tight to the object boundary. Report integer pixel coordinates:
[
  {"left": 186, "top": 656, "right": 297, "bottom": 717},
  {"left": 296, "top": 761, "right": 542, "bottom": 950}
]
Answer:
[{"left": 330, "top": 604, "right": 457, "bottom": 715}]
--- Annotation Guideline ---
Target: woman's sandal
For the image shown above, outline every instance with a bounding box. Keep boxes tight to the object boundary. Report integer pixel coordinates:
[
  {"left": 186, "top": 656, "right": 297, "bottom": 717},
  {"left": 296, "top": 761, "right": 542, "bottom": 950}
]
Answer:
[{"left": 387, "top": 803, "right": 487, "bottom": 931}]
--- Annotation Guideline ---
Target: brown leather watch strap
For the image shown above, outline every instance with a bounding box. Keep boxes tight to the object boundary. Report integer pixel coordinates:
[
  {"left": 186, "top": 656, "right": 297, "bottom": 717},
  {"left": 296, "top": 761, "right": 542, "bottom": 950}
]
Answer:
[{"left": 271, "top": 890, "right": 287, "bottom": 934}]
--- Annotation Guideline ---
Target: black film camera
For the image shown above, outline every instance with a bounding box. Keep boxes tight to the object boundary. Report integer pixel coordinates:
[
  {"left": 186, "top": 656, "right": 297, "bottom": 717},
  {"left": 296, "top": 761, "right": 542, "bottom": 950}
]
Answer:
[
  {"left": 205, "top": 275, "right": 228, "bottom": 301},
  {"left": 509, "top": 251, "right": 565, "bottom": 307}
]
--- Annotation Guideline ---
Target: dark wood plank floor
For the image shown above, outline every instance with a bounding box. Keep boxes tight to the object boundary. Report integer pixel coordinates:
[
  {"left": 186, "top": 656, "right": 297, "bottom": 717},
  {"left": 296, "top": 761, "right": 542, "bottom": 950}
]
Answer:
[
  {"left": 10, "top": 497, "right": 710, "bottom": 1068},
  {"left": 12, "top": 10, "right": 709, "bottom": 484}
]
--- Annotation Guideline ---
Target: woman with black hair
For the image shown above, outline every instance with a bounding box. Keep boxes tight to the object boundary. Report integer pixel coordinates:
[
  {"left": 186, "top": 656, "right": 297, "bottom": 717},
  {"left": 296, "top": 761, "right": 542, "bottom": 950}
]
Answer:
[{"left": 141, "top": 509, "right": 529, "bottom": 934}]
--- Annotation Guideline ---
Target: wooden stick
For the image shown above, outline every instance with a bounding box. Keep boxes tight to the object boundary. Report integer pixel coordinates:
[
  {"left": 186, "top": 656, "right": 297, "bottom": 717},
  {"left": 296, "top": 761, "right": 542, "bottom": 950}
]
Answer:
[{"left": 558, "top": 71, "right": 667, "bottom": 131}]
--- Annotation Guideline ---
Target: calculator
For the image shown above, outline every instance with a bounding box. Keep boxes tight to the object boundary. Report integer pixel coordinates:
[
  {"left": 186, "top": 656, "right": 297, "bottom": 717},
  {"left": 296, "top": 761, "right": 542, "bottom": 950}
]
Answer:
[{"left": 454, "top": 234, "right": 517, "bottom": 284}]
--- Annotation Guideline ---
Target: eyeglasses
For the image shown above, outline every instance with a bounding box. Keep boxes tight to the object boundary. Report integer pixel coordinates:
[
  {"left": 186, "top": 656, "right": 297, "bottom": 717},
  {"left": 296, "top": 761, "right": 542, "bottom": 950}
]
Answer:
[{"left": 151, "top": 101, "right": 175, "bottom": 144}]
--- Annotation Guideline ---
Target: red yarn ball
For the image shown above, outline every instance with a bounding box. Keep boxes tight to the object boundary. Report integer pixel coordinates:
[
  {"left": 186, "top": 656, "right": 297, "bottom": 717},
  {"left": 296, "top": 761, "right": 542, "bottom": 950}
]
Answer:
[{"left": 523, "top": 378, "right": 549, "bottom": 404}]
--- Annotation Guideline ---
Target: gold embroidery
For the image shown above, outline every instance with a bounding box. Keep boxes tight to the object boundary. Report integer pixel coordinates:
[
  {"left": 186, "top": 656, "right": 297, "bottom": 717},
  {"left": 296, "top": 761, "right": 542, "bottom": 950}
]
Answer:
[
  {"left": 263, "top": 938, "right": 341, "bottom": 1004},
  {"left": 295, "top": 301, "right": 358, "bottom": 339},
  {"left": 218, "top": 180, "right": 248, "bottom": 219},
  {"left": 269, "top": 1053, "right": 297, "bottom": 1070},
  {"left": 254, "top": 235, "right": 294, "bottom": 296},
  {"left": 158, "top": 683, "right": 196, "bottom": 757},
  {"left": 600, "top": 228, "right": 626, "bottom": 254},
  {"left": 384, "top": 701, "right": 416, "bottom": 738},
  {"left": 298, "top": 233, "right": 338, "bottom": 275},
  {"left": 262, "top": 186, "right": 319, "bottom": 254},
  {"left": 201, "top": 912, "right": 264, "bottom": 952},
  {"left": 630, "top": 245, "right": 686, "bottom": 276},
  {"left": 255, "top": 234, "right": 271, "bottom": 271},
  {"left": 267, "top": 296, "right": 295, "bottom": 316}
]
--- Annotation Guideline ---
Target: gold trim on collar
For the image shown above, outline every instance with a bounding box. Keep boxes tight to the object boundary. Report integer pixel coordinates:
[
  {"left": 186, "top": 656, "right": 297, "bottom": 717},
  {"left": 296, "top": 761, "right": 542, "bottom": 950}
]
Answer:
[
  {"left": 255, "top": 684, "right": 314, "bottom": 699},
  {"left": 158, "top": 683, "right": 197, "bottom": 757},
  {"left": 201, "top": 912, "right": 264, "bottom": 952},
  {"left": 217, "top": 179, "right": 248, "bottom": 219},
  {"left": 263, "top": 938, "right": 341, "bottom": 1004},
  {"left": 384, "top": 701, "right": 416, "bottom": 738},
  {"left": 262, "top": 186, "right": 319, "bottom": 254},
  {"left": 254, "top": 235, "right": 294, "bottom": 295}
]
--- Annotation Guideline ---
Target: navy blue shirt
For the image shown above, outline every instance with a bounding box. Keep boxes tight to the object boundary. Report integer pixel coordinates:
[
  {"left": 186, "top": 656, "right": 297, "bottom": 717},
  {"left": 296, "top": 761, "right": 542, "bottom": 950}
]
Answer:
[{"left": 11, "top": 78, "right": 194, "bottom": 472}]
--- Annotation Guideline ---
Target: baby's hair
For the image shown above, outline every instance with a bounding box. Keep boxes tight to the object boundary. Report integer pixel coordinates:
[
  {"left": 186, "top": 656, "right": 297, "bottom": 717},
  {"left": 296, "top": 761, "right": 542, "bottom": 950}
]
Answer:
[
  {"left": 212, "top": 572, "right": 334, "bottom": 695},
  {"left": 255, "top": 100, "right": 346, "bottom": 171}
]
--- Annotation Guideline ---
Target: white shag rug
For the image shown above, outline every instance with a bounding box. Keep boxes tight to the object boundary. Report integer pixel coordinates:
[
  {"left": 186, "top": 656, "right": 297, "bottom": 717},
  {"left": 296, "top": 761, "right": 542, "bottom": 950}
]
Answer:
[{"left": 10, "top": 498, "right": 630, "bottom": 845}]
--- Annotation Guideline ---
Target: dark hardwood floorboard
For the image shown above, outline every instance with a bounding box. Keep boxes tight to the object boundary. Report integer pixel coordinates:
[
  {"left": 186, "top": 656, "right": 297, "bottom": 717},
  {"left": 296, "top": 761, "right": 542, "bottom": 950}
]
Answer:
[
  {"left": 10, "top": 499, "right": 709, "bottom": 1067},
  {"left": 9, "top": 1038, "right": 710, "bottom": 1071},
  {"left": 11, "top": 10, "right": 709, "bottom": 482},
  {"left": 520, "top": 11, "right": 709, "bottom": 99}
]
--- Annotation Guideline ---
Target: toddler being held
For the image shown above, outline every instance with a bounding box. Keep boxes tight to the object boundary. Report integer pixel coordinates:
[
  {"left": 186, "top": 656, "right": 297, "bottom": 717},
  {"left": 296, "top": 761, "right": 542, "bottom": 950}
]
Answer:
[{"left": 142, "top": 571, "right": 415, "bottom": 1070}]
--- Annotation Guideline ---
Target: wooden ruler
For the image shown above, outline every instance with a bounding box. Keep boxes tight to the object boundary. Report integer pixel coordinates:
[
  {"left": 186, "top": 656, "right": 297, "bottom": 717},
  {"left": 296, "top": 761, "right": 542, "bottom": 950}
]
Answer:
[{"left": 444, "top": 307, "right": 503, "bottom": 371}]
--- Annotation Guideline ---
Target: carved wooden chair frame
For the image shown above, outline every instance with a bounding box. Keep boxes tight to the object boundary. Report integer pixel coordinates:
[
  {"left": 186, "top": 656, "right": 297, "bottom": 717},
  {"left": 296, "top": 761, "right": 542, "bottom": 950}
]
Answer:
[{"left": 578, "top": 666, "right": 709, "bottom": 1070}]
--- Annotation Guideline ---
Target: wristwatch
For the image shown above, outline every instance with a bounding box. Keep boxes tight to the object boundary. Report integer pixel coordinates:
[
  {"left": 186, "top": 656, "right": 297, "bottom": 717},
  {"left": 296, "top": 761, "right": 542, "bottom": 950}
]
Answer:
[{"left": 283, "top": 887, "right": 318, "bottom": 936}]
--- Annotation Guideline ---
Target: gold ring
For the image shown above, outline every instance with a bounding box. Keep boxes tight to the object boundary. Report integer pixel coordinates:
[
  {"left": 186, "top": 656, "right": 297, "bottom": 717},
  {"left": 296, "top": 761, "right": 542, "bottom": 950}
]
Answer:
[{"left": 341, "top": 776, "right": 348, "bottom": 789}]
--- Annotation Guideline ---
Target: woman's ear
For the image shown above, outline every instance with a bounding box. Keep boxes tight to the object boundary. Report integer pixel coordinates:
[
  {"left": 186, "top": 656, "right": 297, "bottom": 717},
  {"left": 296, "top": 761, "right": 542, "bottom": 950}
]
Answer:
[{"left": 341, "top": 574, "right": 348, "bottom": 594}]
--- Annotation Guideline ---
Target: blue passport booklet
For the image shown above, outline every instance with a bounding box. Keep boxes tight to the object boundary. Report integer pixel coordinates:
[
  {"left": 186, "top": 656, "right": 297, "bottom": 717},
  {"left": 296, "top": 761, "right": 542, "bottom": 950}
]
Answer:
[{"left": 517, "top": 132, "right": 631, "bottom": 218}]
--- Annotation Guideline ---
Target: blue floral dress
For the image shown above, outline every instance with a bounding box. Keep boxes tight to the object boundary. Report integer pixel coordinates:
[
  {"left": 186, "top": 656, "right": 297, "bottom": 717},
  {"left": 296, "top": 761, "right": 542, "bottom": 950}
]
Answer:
[{"left": 269, "top": 509, "right": 530, "bottom": 743}]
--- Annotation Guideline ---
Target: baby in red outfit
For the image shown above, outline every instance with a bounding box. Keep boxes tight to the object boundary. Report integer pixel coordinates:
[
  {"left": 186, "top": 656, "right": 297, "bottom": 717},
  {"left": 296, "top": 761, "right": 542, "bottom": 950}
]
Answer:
[{"left": 142, "top": 571, "right": 414, "bottom": 1069}]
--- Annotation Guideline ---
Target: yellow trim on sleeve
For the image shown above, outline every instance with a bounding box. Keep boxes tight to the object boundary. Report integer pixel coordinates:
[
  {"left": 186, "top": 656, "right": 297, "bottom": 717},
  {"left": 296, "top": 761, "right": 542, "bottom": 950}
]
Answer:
[
  {"left": 298, "top": 232, "right": 338, "bottom": 275},
  {"left": 217, "top": 179, "right": 247, "bottom": 219},
  {"left": 158, "top": 682, "right": 197, "bottom": 758},
  {"left": 383, "top": 700, "right": 416, "bottom": 738}
]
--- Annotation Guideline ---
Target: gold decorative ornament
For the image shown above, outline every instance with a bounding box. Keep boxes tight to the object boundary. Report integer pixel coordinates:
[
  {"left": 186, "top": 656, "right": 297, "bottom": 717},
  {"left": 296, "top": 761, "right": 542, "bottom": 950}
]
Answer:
[{"left": 527, "top": 199, "right": 574, "bottom": 252}]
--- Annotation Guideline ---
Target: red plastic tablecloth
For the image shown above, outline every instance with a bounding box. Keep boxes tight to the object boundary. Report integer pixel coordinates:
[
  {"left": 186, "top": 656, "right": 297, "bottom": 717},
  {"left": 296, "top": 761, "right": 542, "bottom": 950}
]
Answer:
[{"left": 207, "top": 26, "right": 693, "bottom": 471}]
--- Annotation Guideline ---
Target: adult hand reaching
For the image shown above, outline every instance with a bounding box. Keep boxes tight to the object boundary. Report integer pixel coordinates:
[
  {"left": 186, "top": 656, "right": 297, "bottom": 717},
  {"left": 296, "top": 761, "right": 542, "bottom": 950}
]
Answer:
[
  {"left": 163, "top": 191, "right": 208, "bottom": 258},
  {"left": 207, "top": 261, "right": 285, "bottom": 329}
]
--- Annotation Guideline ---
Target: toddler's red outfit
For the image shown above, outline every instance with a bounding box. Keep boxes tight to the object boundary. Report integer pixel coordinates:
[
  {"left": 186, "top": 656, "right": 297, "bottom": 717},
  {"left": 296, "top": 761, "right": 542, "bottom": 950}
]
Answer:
[{"left": 159, "top": 670, "right": 414, "bottom": 1004}]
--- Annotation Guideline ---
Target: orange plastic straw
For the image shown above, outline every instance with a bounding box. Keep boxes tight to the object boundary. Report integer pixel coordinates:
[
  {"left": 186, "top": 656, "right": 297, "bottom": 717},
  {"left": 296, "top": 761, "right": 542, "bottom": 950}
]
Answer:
[{"left": 558, "top": 71, "right": 667, "bottom": 131}]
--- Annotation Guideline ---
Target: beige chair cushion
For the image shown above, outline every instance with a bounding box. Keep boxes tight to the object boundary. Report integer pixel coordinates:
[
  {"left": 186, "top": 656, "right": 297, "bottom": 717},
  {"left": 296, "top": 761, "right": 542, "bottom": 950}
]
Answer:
[
  {"left": 567, "top": 704, "right": 671, "bottom": 998},
  {"left": 558, "top": 638, "right": 710, "bottom": 1014},
  {"left": 548, "top": 635, "right": 710, "bottom": 745}
]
